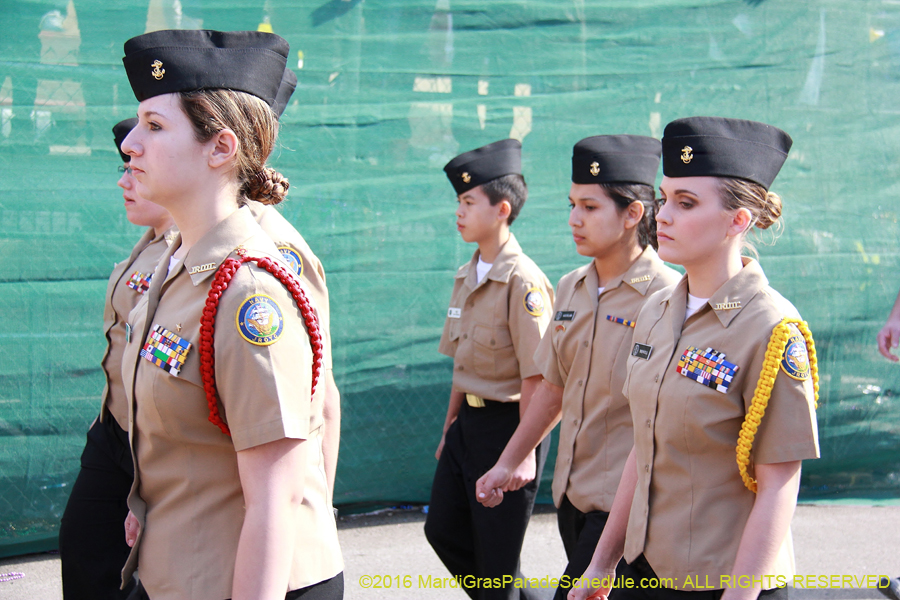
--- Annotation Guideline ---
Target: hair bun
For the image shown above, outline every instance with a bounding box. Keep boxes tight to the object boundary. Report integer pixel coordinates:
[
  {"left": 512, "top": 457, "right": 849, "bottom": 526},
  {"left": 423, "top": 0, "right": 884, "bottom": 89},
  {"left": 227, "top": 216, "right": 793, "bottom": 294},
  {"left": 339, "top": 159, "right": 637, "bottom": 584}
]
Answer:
[
  {"left": 244, "top": 167, "right": 289, "bottom": 205},
  {"left": 754, "top": 191, "right": 782, "bottom": 231}
]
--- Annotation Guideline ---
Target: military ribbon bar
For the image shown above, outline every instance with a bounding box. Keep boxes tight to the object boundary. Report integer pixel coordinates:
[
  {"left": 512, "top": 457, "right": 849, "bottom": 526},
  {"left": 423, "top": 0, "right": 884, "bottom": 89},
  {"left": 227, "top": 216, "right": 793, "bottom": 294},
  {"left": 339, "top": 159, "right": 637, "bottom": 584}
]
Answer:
[
  {"left": 676, "top": 346, "right": 739, "bottom": 394},
  {"left": 606, "top": 315, "right": 636, "bottom": 328},
  {"left": 140, "top": 324, "right": 192, "bottom": 377},
  {"left": 126, "top": 271, "right": 152, "bottom": 294}
]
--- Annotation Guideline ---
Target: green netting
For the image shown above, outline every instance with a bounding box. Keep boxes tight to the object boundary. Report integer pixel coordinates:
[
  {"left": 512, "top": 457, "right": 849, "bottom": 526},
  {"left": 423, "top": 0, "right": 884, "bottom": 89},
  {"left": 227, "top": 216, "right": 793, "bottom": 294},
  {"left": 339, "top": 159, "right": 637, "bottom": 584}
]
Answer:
[{"left": 2, "top": 0, "right": 900, "bottom": 557}]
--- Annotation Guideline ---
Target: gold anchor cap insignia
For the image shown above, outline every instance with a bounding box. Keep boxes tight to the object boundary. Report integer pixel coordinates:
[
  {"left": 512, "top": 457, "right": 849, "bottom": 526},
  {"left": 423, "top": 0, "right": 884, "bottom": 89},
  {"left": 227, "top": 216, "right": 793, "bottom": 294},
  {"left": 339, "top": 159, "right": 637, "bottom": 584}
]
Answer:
[
  {"left": 681, "top": 146, "right": 693, "bottom": 164},
  {"left": 589, "top": 161, "right": 600, "bottom": 177},
  {"left": 151, "top": 60, "right": 165, "bottom": 81},
  {"left": 461, "top": 172, "right": 471, "bottom": 184}
]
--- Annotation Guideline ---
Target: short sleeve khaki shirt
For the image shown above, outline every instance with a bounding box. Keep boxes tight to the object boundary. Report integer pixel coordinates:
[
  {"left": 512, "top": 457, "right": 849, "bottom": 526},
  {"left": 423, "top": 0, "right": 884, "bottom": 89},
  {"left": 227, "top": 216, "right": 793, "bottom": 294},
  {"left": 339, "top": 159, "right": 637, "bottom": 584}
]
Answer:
[
  {"left": 534, "top": 247, "right": 680, "bottom": 513},
  {"left": 100, "top": 226, "right": 175, "bottom": 429},
  {"left": 623, "top": 259, "right": 819, "bottom": 588},
  {"left": 120, "top": 207, "right": 342, "bottom": 600},
  {"left": 438, "top": 233, "right": 553, "bottom": 401},
  {"left": 247, "top": 200, "right": 333, "bottom": 369}
]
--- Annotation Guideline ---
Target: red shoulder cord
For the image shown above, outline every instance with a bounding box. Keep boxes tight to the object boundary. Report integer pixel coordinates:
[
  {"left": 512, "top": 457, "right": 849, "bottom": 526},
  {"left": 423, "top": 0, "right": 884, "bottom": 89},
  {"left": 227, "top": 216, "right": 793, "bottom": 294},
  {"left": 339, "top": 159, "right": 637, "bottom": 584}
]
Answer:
[{"left": 198, "top": 250, "right": 323, "bottom": 435}]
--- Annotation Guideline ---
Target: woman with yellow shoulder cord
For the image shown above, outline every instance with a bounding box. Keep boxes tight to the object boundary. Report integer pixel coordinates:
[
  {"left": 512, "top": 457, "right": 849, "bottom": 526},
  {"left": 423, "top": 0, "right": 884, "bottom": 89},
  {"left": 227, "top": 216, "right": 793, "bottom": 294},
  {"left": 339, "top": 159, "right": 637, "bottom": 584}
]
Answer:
[
  {"left": 570, "top": 117, "right": 819, "bottom": 600},
  {"left": 476, "top": 135, "right": 680, "bottom": 600},
  {"left": 117, "top": 30, "right": 342, "bottom": 600}
]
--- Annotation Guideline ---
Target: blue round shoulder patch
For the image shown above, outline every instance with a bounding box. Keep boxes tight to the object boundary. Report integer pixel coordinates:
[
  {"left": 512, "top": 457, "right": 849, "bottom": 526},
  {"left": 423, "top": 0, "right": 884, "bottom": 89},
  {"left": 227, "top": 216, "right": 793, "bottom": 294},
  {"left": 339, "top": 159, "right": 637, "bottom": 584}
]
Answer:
[
  {"left": 523, "top": 287, "right": 545, "bottom": 317},
  {"left": 781, "top": 324, "right": 810, "bottom": 381},
  {"left": 236, "top": 294, "right": 284, "bottom": 346},
  {"left": 278, "top": 247, "right": 304, "bottom": 276}
]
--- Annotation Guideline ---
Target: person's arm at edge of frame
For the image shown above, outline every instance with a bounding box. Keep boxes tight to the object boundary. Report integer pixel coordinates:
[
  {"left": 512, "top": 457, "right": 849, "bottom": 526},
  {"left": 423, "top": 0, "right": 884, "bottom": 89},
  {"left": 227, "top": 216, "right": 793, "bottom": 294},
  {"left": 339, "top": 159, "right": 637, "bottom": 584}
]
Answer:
[
  {"left": 476, "top": 377, "right": 563, "bottom": 506},
  {"left": 877, "top": 289, "right": 900, "bottom": 361},
  {"left": 436, "top": 388, "right": 466, "bottom": 460},
  {"left": 232, "top": 437, "right": 308, "bottom": 600},
  {"left": 501, "top": 374, "right": 543, "bottom": 492},
  {"left": 322, "top": 369, "right": 340, "bottom": 497},
  {"left": 721, "top": 460, "right": 802, "bottom": 600},
  {"left": 567, "top": 447, "right": 637, "bottom": 600}
]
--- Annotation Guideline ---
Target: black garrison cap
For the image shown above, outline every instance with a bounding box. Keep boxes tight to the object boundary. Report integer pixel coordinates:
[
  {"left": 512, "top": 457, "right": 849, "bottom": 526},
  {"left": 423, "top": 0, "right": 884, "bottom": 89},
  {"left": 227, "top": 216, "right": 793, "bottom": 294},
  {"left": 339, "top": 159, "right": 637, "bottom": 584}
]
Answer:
[
  {"left": 662, "top": 117, "right": 792, "bottom": 190},
  {"left": 112, "top": 117, "right": 138, "bottom": 163},
  {"left": 272, "top": 67, "right": 297, "bottom": 118},
  {"left": 572, "top": 135, "right": 661, "bottom": 186},
  {"left": 444, "top": 139, "right": 522, "bottom": 195},
  {"left": 122, "top": 30, "right": 289, "bottom": 106}
]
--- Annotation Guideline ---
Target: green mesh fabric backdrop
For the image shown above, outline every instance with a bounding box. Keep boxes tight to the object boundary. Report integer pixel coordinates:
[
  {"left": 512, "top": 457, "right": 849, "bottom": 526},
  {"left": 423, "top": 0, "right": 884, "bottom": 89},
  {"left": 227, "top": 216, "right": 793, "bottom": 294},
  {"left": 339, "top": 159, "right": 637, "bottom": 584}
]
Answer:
[{"left": 2, "top": 0, "right": 900, "bottom": 557}]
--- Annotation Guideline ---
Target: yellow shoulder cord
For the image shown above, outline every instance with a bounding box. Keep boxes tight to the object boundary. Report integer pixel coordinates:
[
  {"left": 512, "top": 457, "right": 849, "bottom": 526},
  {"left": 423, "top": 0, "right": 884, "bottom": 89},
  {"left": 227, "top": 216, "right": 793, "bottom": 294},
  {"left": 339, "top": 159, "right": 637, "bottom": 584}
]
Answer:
[{"left": 736, "top": 317, "right": 819, "bottom": 493}]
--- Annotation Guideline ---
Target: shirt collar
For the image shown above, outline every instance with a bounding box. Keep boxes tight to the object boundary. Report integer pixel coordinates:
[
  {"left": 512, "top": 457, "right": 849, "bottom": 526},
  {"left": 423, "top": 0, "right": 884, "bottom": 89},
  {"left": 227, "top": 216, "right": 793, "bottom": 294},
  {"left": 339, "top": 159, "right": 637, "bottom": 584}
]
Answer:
[
  {"left": 612, "top": 246, "right": 669, "bottom": 296},
  {"left": 456, "top": 232, "right": 522, "bottom": 286},
  {"left": 661, "top": 257, "right": 768, "bottom": 328},
  {"left": 571, "top": 246, "right": 668, "bottom": 298},
  {"left": 148, "top": 224, "right": 178, "bottom": 246},
  {"left": 184, "top": 206, "right": 259, "bottom": 287},
  {"left": 707, "top": 257, "right": 768, "bottom": 327},
  {"left": 571, "top": 262, "right": 601, "bottom": 309}
]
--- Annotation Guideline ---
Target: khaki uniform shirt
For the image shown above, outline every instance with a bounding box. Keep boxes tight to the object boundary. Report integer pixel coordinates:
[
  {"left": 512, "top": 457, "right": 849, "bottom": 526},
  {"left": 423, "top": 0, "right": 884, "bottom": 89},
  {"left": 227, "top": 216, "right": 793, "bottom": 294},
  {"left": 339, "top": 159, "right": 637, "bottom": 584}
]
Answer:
[
  {"left": 623, "top": 258, "right": 819, "bottom": 588},
  {"left": 100, "top": 226, "right": 175, "bottom": 429},
  {"left": 439, "top": 233, "right": 553, "bottom": 401},
  {"left": 247, "top": 200, "right": 333, "bottom": 370},
  {"left": 121, "top": 207, "right": 342, "bottom": 599},
  {"left": 534, "top": 247, "right": 680, "bottom": 514}
]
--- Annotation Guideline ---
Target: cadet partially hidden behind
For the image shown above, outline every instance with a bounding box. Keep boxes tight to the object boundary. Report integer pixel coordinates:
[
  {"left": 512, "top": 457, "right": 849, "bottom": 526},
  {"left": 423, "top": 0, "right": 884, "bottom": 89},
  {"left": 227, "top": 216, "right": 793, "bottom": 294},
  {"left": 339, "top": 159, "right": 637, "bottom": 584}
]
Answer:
[
  {"left": 570, "top": 117, "right": 820, "bottom": 600},
  {"left": 425, "top": 139, "right": 554, "bottom": 600},
  {"left": 476, "top": 135, "right": 681, "bottom": 600},
  {"left": 57, "top": 119, "right": 174, "bottom": 600}
]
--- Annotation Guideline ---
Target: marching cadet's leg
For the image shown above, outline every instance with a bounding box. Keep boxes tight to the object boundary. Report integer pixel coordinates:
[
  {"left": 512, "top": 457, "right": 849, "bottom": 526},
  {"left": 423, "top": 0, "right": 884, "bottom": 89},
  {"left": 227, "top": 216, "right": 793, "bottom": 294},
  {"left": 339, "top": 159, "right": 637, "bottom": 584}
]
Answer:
[
  {"left": 60, "top": 417, "right": 136, "bottom": 600},
  {"left": 465, "top": 400, "right": 549, "bottom": 600},
  {"left": 425, "top": 415, "right": 479, "bottom": 600},
  {"left": 553, "top": 497, "right": 618, "bottom": 600}
]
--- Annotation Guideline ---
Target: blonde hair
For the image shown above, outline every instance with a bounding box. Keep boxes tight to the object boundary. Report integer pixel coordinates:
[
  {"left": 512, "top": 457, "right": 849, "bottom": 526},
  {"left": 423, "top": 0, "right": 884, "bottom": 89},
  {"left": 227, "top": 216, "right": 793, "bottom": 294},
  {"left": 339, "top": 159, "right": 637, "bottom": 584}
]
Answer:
[
  {"left": 718, "top": 177, "right": 783, "bottom": 257},
  {"left": 179, "top": 89, "right": 289, "bottom": 205}
]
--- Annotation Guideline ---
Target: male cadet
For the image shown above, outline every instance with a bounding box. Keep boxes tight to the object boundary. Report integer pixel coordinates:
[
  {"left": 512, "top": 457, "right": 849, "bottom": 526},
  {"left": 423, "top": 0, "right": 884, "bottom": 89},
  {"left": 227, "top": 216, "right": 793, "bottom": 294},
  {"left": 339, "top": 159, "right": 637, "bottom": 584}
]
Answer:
[{"left": 424, "top": 139, "right": 554, "bottom": 600}]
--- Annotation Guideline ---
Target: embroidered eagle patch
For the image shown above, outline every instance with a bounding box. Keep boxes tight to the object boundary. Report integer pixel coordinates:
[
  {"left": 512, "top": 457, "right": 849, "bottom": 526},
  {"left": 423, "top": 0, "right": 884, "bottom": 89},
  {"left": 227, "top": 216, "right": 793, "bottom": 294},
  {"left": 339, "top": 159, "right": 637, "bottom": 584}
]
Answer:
[
  {"left": 237, "top": 295, "right": 284, "bottom": 346},
  {"left": 780, "top": 324, "right": 811, "bottom": 381},
  {"left": 523, "top": 288, "right": 545, "bottom": 317},
  {"left": 278, "top": 247, "right": 304, "bottom": 276}
]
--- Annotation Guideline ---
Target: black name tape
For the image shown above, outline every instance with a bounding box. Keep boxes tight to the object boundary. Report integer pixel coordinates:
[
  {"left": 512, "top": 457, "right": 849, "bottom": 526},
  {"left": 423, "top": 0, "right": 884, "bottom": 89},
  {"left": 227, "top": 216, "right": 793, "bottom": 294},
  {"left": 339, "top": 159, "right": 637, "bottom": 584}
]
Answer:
[
  {"left": 632, "top": 343, "right": 653, "bottom": 360},
  {"left": 554, "top": 311, "right": 576, "bottom": 321}
]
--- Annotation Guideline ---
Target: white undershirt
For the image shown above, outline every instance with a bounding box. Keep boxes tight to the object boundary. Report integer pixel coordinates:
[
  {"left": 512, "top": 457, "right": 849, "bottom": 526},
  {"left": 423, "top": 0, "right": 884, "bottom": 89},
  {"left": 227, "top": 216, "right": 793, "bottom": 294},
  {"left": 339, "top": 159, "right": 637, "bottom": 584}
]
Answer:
[
  {"left": 598, "top": 286, "right": 605, "bottom": 297},
  {"left": 476, "top": 257, "right": 492, "bottom": 284},
  {"left": 685, "top": 293, "right": 709, "bottom": 322},
  {"left": 167, "top": 255, "right": 179, "bottom": 276}
]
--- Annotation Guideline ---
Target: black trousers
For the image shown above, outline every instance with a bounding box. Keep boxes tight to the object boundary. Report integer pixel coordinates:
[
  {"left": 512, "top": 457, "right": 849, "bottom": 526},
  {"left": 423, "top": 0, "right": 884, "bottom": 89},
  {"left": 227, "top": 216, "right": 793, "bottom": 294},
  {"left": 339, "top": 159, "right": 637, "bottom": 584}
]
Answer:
[
  {"left": 424, "top": 400, "right": 550, "bottom": 600},
  {"left": 126, "top": 572, "right": 344, "bottom": 600},
  {"left": 553, "top": 494, "right": 623, "bottom": 600},
  {"left": 609, "top": 555, "right": 789, "bottom": 600},
  {"left": 59, "top": 414, "right": 136, "bottom": 600}
]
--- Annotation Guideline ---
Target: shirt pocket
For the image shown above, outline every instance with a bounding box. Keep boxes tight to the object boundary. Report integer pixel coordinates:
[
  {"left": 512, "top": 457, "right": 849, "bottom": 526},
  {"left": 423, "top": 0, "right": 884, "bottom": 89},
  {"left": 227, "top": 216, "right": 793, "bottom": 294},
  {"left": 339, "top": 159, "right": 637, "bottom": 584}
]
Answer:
[{"left": 472, "top": 324, "right": 517, "bottom": 381}]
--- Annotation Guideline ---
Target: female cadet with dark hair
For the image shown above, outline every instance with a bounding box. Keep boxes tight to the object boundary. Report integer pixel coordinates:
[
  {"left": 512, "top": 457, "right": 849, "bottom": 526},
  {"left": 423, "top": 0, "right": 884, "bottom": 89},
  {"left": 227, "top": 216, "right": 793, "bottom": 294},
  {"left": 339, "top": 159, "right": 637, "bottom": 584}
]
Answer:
[
  {"left": 117, "top": 30, "right": 342, "bottom": 600},
  {"left": 569, "top": 117, "right": 819, "bottom": 600},
  {"left": 57, "top": 119, "right": 174, "bottom": 600},
  {"left": 475, "top": 135, "right": 680, "bottom": 600}
]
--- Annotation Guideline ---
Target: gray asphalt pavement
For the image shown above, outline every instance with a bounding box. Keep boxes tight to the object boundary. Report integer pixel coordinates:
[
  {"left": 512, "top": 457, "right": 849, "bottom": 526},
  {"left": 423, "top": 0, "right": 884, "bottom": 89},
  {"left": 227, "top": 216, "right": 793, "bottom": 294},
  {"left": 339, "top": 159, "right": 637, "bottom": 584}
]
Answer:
[{"left": 0, "top": 503, "right": 897, "bottom": 600}]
